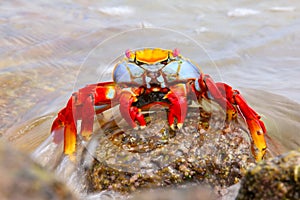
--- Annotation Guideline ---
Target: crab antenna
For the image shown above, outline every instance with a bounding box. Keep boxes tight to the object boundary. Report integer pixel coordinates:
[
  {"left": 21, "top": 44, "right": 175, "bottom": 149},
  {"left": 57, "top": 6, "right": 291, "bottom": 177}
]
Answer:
[{"left": 172, "top": 48, "right": 180, "bottom": 57}]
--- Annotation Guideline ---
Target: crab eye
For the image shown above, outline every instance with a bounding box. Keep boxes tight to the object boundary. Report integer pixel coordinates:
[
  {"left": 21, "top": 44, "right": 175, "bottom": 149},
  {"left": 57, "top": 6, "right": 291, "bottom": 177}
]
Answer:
[{"left": 172, "top": 48, "right": 180, "bottom": 57}]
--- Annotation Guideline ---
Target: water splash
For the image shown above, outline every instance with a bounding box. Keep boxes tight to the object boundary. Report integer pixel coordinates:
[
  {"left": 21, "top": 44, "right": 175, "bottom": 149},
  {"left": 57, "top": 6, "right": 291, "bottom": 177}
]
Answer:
[{"left": 227, "top": 8, "right": 260, "bottom": 17}]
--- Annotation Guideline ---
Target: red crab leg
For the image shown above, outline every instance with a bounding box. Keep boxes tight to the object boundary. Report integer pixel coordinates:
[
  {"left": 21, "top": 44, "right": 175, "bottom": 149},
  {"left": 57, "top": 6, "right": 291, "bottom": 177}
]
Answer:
[
  {"left": 51, "top": 96, "right": 77, "bottom": 155},
  {"left": 198, "top": 74, "right": 237, "bottom": 119},
  {"left": 164, "top": 83, "right": 188, "bottom": 130},
  {"left": 216, "top": 83, "right": 267, "bottom": 161},
  {"left": 198, "top": 74, "right": 267, "bottom": 161},
  {"left": 119, "top": 90, "right": 146, "bottom": 129},
  {"left": 51, "top": 82, "right": 117, "bottom": 156}
]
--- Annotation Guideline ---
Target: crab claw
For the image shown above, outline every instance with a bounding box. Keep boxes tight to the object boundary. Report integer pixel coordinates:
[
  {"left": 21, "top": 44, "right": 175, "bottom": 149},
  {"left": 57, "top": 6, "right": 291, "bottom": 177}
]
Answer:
[
  {"left": 164, "top": 84, "right": 188, "bottom": 130},
  {"left": 119, "top": 91, "right": 146, "bottom": 129}
]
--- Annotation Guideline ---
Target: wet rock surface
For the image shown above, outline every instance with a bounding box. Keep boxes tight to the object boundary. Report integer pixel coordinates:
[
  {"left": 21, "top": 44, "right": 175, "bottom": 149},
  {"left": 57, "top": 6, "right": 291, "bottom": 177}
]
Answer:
[
  {"left": 236, "top": 150, "right": 300, "bottom": 200},
  {"left": 0, "top": 141, "right": 78, "bottom": 200},
  {"left": 84, "top": 104, "right": 257, "bottom": 194}
]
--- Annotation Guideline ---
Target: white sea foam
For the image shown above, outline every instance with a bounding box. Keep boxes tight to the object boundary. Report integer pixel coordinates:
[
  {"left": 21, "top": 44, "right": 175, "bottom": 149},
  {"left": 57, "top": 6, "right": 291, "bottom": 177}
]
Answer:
[
  {"left": 98, "top": 6, "right": 134, "bottom": 16},
  {"left": 269, "top": 6, "right": 295, "bottom": 12},
  {"left": 227, "top": 8, "right": 260, "bottom": 17},
  {"left": 194, "top": 27, "right": 209, "bottom": 34}
]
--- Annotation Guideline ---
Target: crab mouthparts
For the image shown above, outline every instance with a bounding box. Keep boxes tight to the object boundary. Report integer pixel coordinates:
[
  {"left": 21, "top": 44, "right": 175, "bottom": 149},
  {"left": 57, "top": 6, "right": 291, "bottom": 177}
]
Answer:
[{"left": 145, "top": 71, "right": 165, "bottom": 88}]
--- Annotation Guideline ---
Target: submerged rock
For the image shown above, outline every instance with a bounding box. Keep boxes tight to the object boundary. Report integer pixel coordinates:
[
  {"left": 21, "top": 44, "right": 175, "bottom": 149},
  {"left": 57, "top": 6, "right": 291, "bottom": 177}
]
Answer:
[
  {"left": 0, "top": 141, "right": 78, "bottom": 200},
  {"left": 84, "top": 104, "right": 257, "bottom": 194},
  {"left": 236, "top": 150, "right": 300, "bottom": 200}
]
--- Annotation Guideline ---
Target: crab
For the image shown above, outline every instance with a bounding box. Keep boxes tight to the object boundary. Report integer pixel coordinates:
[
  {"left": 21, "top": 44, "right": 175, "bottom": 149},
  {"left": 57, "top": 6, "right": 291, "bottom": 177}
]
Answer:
[{"left": 51, "top": 48, "right": 267, "bottom": 161}]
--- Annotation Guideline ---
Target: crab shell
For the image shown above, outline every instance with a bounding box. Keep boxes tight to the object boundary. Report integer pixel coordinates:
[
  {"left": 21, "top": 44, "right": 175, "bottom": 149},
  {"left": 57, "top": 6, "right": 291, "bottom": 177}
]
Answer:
[{"left": 113, "top": 48, "right": 202, "bottom": 90}]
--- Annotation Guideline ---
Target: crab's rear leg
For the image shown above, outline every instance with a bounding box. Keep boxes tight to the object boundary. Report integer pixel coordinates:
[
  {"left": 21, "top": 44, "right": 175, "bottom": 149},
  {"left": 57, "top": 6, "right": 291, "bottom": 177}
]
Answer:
[
  {"left": 51, "top": 96, "right": 77, "bottom": 155},
  {"left": 51, "top": 82, "right": 118, "bottom": 156},
  {"left": 215, "top": 83, "right": 267, "bottom": 161},
  {"left": 198, "top": 74, "right": 267, "bottom": 161}
]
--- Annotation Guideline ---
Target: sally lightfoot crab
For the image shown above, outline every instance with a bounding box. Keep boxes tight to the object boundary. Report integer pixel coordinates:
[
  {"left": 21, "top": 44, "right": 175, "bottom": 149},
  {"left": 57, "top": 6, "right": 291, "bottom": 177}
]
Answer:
[{"left": 51, "top": 48, "right": 267, "bottom": 161}]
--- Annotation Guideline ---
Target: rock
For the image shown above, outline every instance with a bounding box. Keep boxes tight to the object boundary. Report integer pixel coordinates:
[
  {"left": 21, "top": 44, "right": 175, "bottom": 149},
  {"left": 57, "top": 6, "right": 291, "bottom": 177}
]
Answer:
[
  {"left": 236, "top": 150, "right": 300, "bottom": 200},
  {"left": 0, "top": 141, "right": 78, "bottom": 200},
  {"left": 84, "top": 105, "right": 257, "bottom": 194}
]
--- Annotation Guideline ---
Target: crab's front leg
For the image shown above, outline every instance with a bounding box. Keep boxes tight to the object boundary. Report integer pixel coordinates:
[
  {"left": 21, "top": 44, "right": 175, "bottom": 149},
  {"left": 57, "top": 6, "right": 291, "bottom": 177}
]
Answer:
[
  {"left": 51, "top": 82, "right": 118, "bottom": 156},
  {"left": 198, "top": 74, "right": 267, "bottom": 161}
]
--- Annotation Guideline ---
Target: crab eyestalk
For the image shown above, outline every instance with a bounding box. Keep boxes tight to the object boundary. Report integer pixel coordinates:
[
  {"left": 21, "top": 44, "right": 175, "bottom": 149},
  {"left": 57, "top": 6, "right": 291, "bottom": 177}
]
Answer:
[
  {"left": 172, "top": 48, "right": 180, "bottom": 57},
  {"left": 125, "top": 49, "right": 134, "bottom": 61}
]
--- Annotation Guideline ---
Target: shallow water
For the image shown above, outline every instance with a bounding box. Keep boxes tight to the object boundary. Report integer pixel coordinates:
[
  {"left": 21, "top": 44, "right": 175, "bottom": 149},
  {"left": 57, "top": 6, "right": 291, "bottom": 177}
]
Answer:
[{"left": 1, "top": 0, "right": 300, "bottom": 199}]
